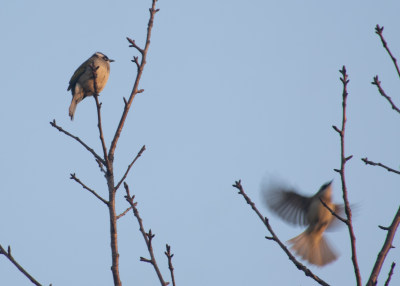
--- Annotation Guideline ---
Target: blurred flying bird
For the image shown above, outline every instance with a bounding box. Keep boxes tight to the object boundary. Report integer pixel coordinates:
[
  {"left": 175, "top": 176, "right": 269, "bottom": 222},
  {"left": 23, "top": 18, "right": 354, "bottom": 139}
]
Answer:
[{"left": 263, "top": 180, "right": 343, "bottom": 266}]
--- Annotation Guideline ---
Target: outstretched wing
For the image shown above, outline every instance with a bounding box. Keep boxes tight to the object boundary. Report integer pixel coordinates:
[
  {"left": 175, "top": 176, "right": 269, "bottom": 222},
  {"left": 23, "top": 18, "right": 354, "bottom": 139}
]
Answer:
[
  {"left": 263, "top": 185, "right": 311, "bottom": 226},
  {"left": 67, "top": 59, "right": 89, "bottom": 91}
]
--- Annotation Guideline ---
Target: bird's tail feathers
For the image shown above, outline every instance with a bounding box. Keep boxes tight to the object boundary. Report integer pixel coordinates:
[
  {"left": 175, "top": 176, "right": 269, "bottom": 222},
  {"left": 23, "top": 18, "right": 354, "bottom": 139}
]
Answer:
[
  {"left": 288, "top": 231, "right": 337, "bottom": 266},
  {"left": 69, "top": 92, "right": 84, "bottom": 120}
]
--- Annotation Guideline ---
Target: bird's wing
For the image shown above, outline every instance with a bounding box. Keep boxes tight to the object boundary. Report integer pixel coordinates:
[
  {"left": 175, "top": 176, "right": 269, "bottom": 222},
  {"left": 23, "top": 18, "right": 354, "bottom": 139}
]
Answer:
[
  {"left": 67, "top": 59, "right": 90, "bottom": 91},
  {"left": 264, "top": 186, "right": 311, "bottom": 226}
]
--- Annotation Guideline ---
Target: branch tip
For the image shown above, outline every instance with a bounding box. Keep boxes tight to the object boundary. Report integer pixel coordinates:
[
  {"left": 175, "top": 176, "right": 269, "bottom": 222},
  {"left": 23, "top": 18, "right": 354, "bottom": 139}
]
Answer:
[{"left": 379, "top": 225, "right": 390, "bottom": 231}]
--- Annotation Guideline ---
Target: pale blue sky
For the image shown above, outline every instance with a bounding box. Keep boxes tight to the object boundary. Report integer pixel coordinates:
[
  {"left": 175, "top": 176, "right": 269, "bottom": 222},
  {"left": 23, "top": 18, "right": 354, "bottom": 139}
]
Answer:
[{"left": 1, "top": 1, "right": 399, "bottom": 285}]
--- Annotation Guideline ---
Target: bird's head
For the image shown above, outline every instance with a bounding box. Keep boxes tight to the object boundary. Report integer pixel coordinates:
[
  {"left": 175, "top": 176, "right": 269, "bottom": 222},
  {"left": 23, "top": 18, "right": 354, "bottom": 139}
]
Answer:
[
  {"left": 317, "top": 180, "right": 333, "bottom": 199},
  {"left": 94, "top": 52, "right": 115, "bottom": 63}
]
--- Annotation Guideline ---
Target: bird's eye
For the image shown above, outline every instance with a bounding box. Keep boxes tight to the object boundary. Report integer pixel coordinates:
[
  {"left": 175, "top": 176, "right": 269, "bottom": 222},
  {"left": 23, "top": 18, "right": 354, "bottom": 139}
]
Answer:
[{"left": 103, "top": 55, "right": 109, "bottom": 61}]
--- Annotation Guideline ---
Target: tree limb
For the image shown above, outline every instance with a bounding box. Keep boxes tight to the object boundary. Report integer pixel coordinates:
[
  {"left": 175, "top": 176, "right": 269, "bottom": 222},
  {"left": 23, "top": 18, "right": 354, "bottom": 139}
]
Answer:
[
  {"left": 70, "top": 173, "right": 108, "bottom": 205},
  {"left": 333, "top": 66, "right": 362, "bottom": 286},
  {"left": 108, "top": 0, "right": 159, "bottom": 161},
  {"left": 361, "top": 158, "right": 400, "bottom": 175},
  {"left": 165, "top": 244, "right": 176, "bottom": 286},
  {"left": 371, "top": 76, "right": 400, "bottom": 114},
  {"left": 375, "top": 25, "right": 400, "bottom": 79},
  {"left": 367, "top": 207, "right": 400, "bottom": 286},
  {"left": 50, "top": 120, "right": 106, "bottom": 166},
  {"left": 0, "top": 244, "right": 44, "bottom": 286},
  {"left": 384, "top": 262, "right": 396, "bottom": 286},
  {"left": 124, "top": 182, "right": 169, "bottom": 286},
  {"left": 115, "top": 145, "right": 146, "bottom": 191},
  {"left": 116, "top": 206, "right": 132, "bottom": 220}
]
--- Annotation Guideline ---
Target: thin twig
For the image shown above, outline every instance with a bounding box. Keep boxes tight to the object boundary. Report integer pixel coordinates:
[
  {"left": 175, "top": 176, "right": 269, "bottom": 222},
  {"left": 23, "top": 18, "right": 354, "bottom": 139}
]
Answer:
[
  {"left": 362, "top": 157, "right": 400, "bottom": 175},
  {"left": 70, "top": 173, "right": 108, "bottom": 205},
  {"left": 165, "top": 244, "right": 176, "bottom": 286},
  {"left": 375, "top": 25, "right": 400, "bottom": 79},
  {"left": 333, "top": 66, "right": 362, "bottom": 286},
  {"left": 367, "top": 207, "right": 400, "bottom": 286},
  {"left": 108, "top": 0, "right": 159, "bottom": 162},
  {"left": 232, "top": 180, "right": 330, "bottom": 286},
  {"left": 371, "top": 76, "right": 400, "bottom": 114},
  {"left": 50, "top": 120, "right": 106, "bottom": 166},
  {"left": 0, "top": 244, "right": 43, "bottom": 286},
  {"left": 131, "top": 56, "right": 140, "bottom": 70},
  {"left": 384, "top": 262, "right": 396, "bottom": 286},
  {"left": 124, "top": 182, "right": 169, "bottom": 286},
  {"left": 89, "top": 62, "right": 111, "bottom": 171},
  {"left": 96, "top": 158, "right": 107, "bottom": 174},
  {"left": 116, "top": 206, "right": 132, "bottom": 220},
  {"left": 115, "top": 145, "right": 146, "bottom": 191},
  {"left": 319, "top": 198, "right": 347, "bottom": 224},
  {"left": 127, "top": 38, "right": 144, "bottom": 54}
]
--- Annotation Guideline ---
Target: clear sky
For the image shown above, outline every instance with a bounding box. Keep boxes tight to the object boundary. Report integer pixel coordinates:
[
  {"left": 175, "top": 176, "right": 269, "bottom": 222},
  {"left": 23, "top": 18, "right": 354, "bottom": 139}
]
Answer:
[{"left": 1, "top": 0, "right": 399, "bottom": 285}]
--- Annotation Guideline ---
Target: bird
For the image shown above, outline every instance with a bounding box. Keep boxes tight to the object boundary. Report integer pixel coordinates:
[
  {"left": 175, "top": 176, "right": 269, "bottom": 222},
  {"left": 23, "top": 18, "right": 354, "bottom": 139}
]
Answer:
[
  {"left": 263, "top": 180, "right": 343, "bottom": 266},
  {"left": 68, "top": 52, "right": 114, "bottom": 120}
]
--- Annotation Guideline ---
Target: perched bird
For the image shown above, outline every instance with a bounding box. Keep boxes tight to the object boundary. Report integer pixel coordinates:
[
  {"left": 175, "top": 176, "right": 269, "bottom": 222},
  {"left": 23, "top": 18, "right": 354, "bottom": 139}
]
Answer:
[
  {"left": 263, "top": 180, "right": 343, "bottom": 266},
  {"left": 68, "top": 52, "right": 114, "bottom": 120}
]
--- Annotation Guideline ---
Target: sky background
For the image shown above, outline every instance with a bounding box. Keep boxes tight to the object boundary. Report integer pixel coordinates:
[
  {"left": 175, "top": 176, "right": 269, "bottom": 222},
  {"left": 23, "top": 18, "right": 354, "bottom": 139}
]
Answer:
[{"left": 1, "top": 0, "right": 399, "bottom": 285}]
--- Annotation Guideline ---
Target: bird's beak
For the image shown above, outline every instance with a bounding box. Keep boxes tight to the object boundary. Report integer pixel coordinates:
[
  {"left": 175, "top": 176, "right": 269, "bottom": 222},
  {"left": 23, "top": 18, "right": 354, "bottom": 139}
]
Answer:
[{"left": 109, "top": 59, "right": 115, "bottom": 62}]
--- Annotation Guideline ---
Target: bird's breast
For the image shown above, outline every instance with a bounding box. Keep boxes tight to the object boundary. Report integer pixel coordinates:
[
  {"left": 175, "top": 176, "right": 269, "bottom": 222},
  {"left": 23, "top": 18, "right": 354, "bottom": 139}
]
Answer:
[{"left": 78, "top": 62, "right": 110, "bottom": 95}]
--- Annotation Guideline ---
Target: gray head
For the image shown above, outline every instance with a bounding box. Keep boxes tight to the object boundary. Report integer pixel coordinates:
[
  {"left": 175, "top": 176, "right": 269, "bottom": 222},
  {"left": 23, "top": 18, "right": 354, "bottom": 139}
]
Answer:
[
  {"left": 316, "top": 180, "right": 333, "bottom": 197},
  {"left": 93, "top": 52, "right": 115, "bottom": 63}
]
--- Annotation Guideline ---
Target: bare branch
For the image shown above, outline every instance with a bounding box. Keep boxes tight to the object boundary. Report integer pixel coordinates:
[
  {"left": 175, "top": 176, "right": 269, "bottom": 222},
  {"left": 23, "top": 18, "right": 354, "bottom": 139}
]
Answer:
[
  {"left": 70, "top": 173, "right": 108, "bottom": 205},
  {"left": 127, "top": 37, "right": 144, "bottom": 54},
  {"left": 232, "top": 180, "right": 330, "bottom": 286},
  {"left": 115, "top": 145, "right": 146, "bottom": 191},
  {"left": 124, "top": 182, "right": 169, "bottom": 286},
  {"left": 371, "top": 76, "right": 400, "bottom": 114},
  {"left": 89, "top": 62, "right": 111, "bottom": 171},
  {"left": 367, "top": 206, "right": 400, "bottom": 286},
  {"left": 109, "top": 0, "right": 159, "bottom": 161},
  {"left": 384, "top": 262, "right": 396, "bottom": 286},
  {"left": 106, "top": 2, "right": 159, "bottom": 283},
  {"left": 131, "top": 56, "right": 140, "bottom": 70},
  {"left": 0, "top": 244, "right": 44, "bottom": 286},
  {"left": 165, "top": 244, "right": 176, "bottom": 286},
  {"left": 107, "top": 179, "right": 121, "bottom": 286},
  {"left": 334, "top": 66, "right": 362, "bottom": 286},
  {"left": 116, "top": 206, "right": 132, "bottom": 220},
  {"left": 362, "top": 157, "right": 400, "bottom": 175},
  {"left": 375, "top": 25, "right": 400, "bottom": 79},
  {"left": 50, "top": 120, "right": 106, "bottom": 166},
  {"left": 319, "top": 198, "right": 347, "bottom": 224},
  {"left": 96, "top": 158, "right": 107, "bottom": 174}
]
